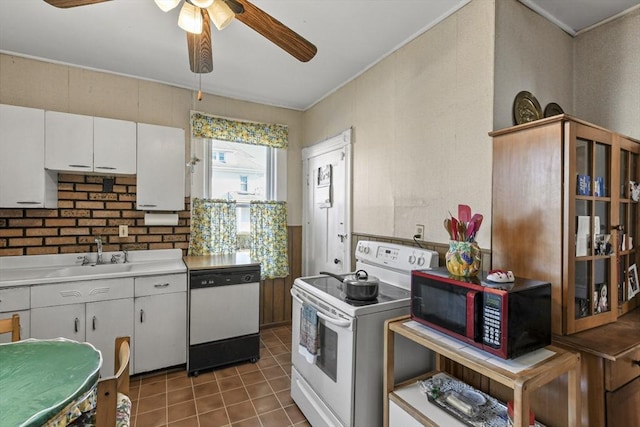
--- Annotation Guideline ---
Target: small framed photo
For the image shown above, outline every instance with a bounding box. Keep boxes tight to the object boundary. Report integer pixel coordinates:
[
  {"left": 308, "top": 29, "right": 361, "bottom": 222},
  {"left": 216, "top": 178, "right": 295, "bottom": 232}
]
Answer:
[
  {"left": 631, "top": 181, "right": 640, "bottom": 202},
  {"left": 595, "top": 283, "right": 609, "bottom": 313},
  {"left": 594, "top": 234, "right": 613, "bottom": 256},
  {"left": 629, "top": 264, "right": 640, "bottom": 300}
]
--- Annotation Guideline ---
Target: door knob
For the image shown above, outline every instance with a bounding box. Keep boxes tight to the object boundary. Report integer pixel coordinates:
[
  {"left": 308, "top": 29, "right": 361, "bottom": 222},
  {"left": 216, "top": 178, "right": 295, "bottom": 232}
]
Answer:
[{"left": 334, "top": 258, "right": 341, "bottom": 264}]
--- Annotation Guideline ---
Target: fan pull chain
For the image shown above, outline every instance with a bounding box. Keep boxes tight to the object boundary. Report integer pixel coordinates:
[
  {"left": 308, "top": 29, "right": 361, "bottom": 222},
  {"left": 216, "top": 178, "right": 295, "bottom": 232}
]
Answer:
[{"left": 198, "top": 74, "right": 203, "bottom": 101}]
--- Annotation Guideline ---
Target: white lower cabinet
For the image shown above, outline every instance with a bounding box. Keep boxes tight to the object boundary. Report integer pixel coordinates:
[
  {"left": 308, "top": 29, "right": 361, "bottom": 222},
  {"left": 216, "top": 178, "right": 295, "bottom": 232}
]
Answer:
[
  {"left": 12, "top": 272, "right": 187, "bottom": 375},
  {"left": 0, "top": 286, "right": 30, "bottom": 344},
  {"left": 30, "top": 278, "right": 135, "bottom": 376},
  {"left": 133, "top": 273, "right": 187, "bottom": 374}
]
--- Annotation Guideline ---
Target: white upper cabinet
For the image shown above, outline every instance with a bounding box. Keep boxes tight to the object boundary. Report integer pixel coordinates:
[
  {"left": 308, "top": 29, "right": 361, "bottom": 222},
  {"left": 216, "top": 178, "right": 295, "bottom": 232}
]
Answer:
[
  {"left": 93, "top": 117, "right": 137, "bottom": 174},
  {"left": 0, "top": 104, "right": 57, "bottom": 208},
  {"left": 136, "top": 123, "right": 185, "bottom": 211},
  {"left": 45, "top": 111, "right": 93, "bottom": 171},
  {"left": 45, "top": 111, "right": 136, "bottom": 174}
]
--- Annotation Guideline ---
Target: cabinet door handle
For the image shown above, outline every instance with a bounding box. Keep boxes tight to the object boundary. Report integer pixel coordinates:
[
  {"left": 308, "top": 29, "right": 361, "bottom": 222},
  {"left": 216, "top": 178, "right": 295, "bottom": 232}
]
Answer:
[
  {"left": 95, "top": 166, "right": 116, "bottom": 170},
  {"left": 68, "top": 164, "right": 91, "bottom": 168},
  {"left": 74, "top": 317, "right": 79, "bottom": 333},
  {"left": 16, "top": 201, "right": 41, "bottom": 205},
  {"left": 92, "top": 316, "right": 96, "bottom": 331},
  {"left": 139, "top": 204, "right": 157, "bottom": 207},
  {"left": 140, "top": 309, "right": 144, "bottom": 323},
  {"left": 154, "top": 283, "right": 170, "bottom": 288}
]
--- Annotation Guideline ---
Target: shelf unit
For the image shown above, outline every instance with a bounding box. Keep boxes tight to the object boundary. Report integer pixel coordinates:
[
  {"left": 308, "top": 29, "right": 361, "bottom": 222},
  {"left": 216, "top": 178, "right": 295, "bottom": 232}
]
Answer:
[
  {"left": 383, "top": 315, "right": 581, "bottom": 427},
  {"left": 491, "top": 115, "right": 640, "bottom": 335}
]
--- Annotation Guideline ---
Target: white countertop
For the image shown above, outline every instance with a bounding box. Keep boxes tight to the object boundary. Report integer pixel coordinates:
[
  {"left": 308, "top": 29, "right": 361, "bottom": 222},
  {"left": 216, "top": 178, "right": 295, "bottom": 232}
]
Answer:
[
  {"left": 183, "top": 252, "right": 259, "bottom": 271},
  {"left": 0, "top": 249, "right": 186, "bottom": 288}
]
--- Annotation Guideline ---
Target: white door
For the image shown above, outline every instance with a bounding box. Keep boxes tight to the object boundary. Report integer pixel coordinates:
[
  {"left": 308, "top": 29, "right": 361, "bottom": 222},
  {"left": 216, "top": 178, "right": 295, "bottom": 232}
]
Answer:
[
  {"left": 137, "top": 123, "right": 185, "bottom": 211},
  {"left": 302, "top": 129, "right": 352, "bottom": 276},
  {"left": 290, "top": 286, "right": 355, "bottom": 426},
  {"left": 45, "top": 111, "right": 93, "bottom": 172},
  {"left": 134, "top": 292, "right": 187, "bottom": 374},
  {"left": 93, "top": 117, "right": 137, "bottom": 174},
  {"left": 31, "top": 304, "right": 86, "bottom": 341},
  {"left": 86, "top": 298, "right": 134, "bottom": 376}
]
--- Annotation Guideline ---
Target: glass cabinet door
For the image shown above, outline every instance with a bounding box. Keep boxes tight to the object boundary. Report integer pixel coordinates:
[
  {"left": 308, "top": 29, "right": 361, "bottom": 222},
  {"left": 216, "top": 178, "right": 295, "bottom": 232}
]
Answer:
[
  {"left": 617, "top": 135, "right": 640, "bottom": 315},
  {"left": 569, "top": 123, "right": 617, "bottom": 333}
]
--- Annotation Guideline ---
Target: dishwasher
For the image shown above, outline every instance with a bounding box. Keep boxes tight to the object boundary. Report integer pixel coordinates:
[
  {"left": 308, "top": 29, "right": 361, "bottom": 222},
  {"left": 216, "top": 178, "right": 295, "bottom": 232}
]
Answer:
[{"left": 187, "top": 264, "right": 261, "bottom": 376}]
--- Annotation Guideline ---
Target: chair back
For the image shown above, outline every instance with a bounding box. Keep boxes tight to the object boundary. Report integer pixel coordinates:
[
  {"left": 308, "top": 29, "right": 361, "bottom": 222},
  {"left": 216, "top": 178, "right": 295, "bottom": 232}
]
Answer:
[
  {"left": 0, "top": 314, "right": 20, "bottom": 342},
  {"left": 96, "top": 336, "right": 131, "bottom": 427}
]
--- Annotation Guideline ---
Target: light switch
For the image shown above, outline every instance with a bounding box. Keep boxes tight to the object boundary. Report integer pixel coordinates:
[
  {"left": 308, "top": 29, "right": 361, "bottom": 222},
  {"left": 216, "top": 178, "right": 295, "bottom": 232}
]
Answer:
[{"left": 119, "top": 225, "right": 129, "bottom": 237}]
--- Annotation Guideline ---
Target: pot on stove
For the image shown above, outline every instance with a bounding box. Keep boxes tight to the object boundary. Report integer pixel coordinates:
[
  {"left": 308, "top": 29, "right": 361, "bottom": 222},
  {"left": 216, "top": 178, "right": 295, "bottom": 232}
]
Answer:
[{"left": 320, "top": 269, "right": 379, "bottom": 301}]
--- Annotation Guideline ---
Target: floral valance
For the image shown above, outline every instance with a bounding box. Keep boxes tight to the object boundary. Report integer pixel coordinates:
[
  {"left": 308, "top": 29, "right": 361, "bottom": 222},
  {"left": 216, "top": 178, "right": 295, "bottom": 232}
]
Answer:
[{"left": 191, "top": 112, "right": 288, "bottom": 149}]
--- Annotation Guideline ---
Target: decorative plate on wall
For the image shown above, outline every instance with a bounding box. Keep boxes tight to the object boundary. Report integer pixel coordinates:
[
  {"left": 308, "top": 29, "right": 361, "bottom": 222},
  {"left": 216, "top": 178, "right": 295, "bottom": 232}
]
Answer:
[
  {"left": 513, "top": 91, "right": 542, "bottom": 125},
  {"left": 544, "top": 102, "right": 564, "bottom": 117}
]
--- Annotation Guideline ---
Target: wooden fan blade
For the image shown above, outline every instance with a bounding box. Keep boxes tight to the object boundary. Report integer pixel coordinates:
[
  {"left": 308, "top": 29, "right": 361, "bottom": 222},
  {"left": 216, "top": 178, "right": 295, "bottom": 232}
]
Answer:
[
  {"left": 43, "top": 0, "right": 110, "bottom": 8},
  {"left": 234, "top": 0, "right": 316, "bottom": 62},
  {"left": 187, "top": 8, "right": 214, "bottom": 74},
  {"left": 221, "top": 0, "right": 244, "bottom": 15}
]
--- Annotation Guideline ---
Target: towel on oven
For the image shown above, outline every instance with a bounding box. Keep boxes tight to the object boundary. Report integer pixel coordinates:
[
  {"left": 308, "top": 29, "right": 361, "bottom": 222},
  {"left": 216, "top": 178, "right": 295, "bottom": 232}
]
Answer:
[{"left": 299, "top": 303, "right": 319, "bottom": 364}]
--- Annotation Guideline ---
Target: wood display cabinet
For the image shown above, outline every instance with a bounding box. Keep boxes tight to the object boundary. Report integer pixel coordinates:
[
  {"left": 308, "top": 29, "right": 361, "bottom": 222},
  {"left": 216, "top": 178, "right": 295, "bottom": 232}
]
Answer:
[
  {"left": 383, "top": 316, "right": 581, "bottom": 427},
  {"left": 491, "top": 115, "right": 640, "bottom": 335}
]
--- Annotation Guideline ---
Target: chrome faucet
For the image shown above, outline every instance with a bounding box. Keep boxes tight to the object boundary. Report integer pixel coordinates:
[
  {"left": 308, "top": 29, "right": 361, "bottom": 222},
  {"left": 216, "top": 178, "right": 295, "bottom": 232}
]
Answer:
[{"left": 95, "top": 236, "right": 104, "bottom": 264}]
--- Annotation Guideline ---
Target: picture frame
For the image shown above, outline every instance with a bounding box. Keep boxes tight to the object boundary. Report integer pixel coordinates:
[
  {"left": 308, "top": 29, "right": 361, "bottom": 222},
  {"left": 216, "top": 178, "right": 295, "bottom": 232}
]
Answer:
[
  {"left": 594, "top": 234, "right": 613, "bottom": 256},
  {"left": 595, "top": 283, "right": 609, "bottom": 313},
  {"left": 628, "top": 264, "right": 640, "bottom": 300}
]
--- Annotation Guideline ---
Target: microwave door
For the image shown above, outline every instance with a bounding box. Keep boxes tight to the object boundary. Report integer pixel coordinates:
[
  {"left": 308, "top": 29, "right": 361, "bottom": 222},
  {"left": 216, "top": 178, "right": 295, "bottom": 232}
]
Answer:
[
  {"left": 466, "top": 290, "right": 482, "bottom": 342},
  {"left": 412, "top": 276, "right": 482, "bottom": 346}
]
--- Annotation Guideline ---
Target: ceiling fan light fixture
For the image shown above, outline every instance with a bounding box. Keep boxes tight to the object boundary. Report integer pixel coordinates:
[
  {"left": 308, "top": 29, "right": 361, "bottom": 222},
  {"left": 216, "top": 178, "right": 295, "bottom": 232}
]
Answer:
[
  {"left": 207, "top": 0, "right": 235, "bottom": 31},
  {"left": 178, "top": 2, "right": 204, "bottom": 34},
  {"left": 191, "top": 0, "right": 214, "bottom": 8},
  {"left": 154, "top": 0, "right": 181, "bottom": 12}
]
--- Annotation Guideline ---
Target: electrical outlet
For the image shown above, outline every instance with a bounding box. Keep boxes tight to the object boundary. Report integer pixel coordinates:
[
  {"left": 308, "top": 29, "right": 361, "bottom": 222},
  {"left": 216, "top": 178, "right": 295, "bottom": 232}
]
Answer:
[
  {"left": 119, "top": 225, "right": 129, "bottom": 238},
  {"left": 415, "top": 224, "right": 424, "bottom": 240}
]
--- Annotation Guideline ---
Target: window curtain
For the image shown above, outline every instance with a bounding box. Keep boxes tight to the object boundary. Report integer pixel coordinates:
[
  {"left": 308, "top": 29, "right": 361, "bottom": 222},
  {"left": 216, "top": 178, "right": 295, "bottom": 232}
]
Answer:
[
  {"left": 191, "top": 112, "right": 288, "bottom": 149},
  {"left": 250, "top": 201, "right": 289, "bottom": 279},
  {"left": 188, "top": 198, "right": 237, "bottom": 255}
]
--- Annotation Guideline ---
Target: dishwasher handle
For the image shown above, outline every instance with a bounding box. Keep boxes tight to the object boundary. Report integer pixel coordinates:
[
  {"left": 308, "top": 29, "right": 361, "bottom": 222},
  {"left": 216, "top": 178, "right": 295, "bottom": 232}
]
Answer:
[{"left": 290, "top": 288, "right": 352, "bottom": 328}]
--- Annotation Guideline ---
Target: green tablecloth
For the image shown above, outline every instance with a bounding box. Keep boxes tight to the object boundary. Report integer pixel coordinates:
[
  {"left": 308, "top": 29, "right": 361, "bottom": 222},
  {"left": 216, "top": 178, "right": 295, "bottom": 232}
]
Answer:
[{"left": 0, "top": 338, "right": 102, "bottom": 427}]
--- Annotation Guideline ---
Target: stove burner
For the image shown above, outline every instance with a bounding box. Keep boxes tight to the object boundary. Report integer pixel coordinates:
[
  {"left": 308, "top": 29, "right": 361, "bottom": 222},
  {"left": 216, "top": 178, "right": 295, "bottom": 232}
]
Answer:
[{"left": 344, "top": 296, "right": 379, "bottom": 306}]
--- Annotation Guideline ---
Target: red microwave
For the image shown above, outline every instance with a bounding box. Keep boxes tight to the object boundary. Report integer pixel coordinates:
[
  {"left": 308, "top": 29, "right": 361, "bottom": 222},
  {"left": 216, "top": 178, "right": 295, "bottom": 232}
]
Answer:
[{"left": 411, "top": 267, "right": 551, "bottom": 359}]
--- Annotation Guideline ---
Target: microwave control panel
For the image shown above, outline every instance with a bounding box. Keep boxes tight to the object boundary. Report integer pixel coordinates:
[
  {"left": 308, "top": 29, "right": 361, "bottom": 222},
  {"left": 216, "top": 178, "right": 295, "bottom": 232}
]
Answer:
[{"left": 482, "top": 293, "right": 502, "bottom": 349}]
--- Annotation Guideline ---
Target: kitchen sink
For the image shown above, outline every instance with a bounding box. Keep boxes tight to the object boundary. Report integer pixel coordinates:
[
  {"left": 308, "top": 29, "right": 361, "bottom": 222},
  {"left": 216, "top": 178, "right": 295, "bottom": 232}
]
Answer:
[{"left": 45, "top": 263, "right": 134, "bottom": 278}]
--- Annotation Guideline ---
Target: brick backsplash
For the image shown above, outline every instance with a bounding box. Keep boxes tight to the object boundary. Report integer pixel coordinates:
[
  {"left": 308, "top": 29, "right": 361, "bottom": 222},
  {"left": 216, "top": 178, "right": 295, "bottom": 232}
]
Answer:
[{"left": 0, "top": 174, "right": 191, "bottom": 257}]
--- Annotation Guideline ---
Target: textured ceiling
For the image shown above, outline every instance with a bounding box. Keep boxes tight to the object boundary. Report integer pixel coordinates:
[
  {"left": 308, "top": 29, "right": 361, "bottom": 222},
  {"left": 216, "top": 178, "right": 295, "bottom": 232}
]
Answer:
[{"left": 0, "top": 0, "right": 637, "bottom": 110}]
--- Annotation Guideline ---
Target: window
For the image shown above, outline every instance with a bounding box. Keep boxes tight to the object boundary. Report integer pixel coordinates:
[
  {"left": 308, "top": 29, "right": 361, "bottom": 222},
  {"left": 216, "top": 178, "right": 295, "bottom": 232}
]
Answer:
[
  {"left": 192, "top": 138, "right": 285, "bottom": 250},
  {"left": 189, "top": 114, "right": 289, "bottom": 276}
]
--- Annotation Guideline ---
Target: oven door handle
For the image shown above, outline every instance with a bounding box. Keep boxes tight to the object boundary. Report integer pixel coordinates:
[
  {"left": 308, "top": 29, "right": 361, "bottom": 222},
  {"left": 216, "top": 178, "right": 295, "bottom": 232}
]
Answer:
[{"left": 290, "top": 289, "right": 352, "bottom": 328}]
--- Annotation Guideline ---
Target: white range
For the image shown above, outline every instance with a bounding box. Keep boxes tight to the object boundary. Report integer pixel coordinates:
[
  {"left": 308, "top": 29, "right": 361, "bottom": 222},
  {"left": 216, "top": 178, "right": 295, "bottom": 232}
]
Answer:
[{"left": 291, "top": 240, "right": 439, "bottom": 427}]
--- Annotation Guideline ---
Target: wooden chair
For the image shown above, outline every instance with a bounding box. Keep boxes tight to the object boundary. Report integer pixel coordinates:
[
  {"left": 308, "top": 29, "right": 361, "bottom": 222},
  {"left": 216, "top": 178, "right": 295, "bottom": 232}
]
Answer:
[
  {"left": 0, "top": 313, "right": 20, "bottom": 342},
  {"left": 96, "top": 336, "right": 131, "bottom": 427}
]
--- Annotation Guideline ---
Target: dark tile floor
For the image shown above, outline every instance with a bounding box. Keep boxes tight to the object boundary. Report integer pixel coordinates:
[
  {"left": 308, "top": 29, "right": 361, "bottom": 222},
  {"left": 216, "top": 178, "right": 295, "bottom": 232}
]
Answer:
[{"left": 129, "top": 325, "right": 310, "bottom": 427}]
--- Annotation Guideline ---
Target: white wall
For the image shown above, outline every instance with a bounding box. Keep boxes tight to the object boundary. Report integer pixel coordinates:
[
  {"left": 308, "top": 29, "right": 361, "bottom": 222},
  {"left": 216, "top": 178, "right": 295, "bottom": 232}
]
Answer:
[
  {"left": 574, "top": 7, "right": 640, "bottom": 139},
  {"left": 302, "top": 0, "right": 496, "bottom": 246},
  {"left": 493, "top": 0, "right": 574, "bottom": 131}
]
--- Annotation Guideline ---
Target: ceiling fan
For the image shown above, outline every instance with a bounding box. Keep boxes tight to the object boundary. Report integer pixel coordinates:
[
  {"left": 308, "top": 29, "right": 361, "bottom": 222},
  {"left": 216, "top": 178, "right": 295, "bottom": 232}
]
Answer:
[{"left": 42, "top": 0, "right": 317, "bottom": 74}]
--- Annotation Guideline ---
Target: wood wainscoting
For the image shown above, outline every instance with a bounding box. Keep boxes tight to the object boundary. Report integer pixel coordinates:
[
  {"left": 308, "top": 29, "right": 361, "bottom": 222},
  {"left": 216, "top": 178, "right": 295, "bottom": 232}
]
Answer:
[{"left": 260, "top": 225, "right": 302, "bottom": 328}]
